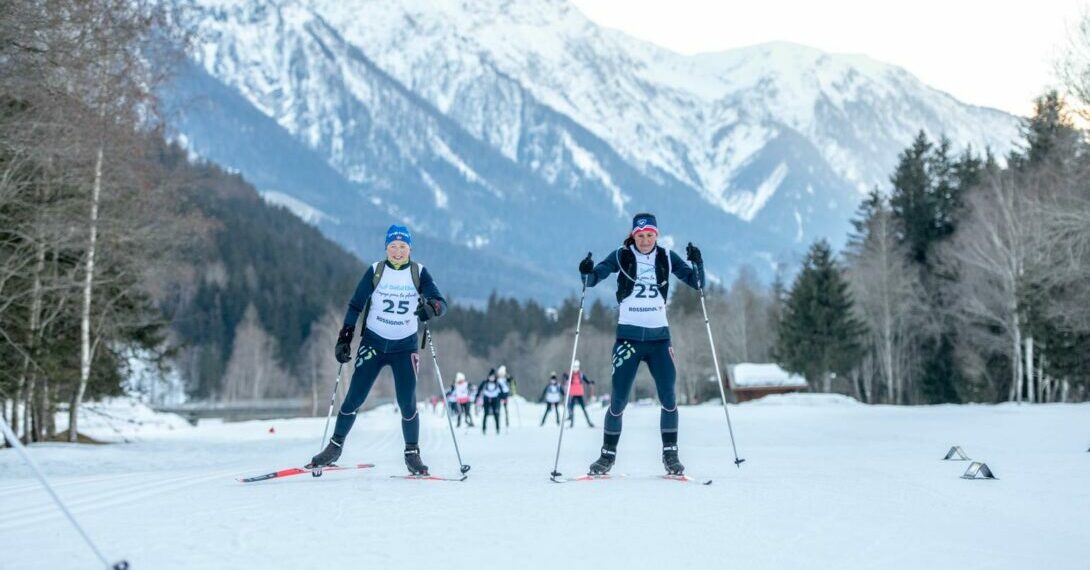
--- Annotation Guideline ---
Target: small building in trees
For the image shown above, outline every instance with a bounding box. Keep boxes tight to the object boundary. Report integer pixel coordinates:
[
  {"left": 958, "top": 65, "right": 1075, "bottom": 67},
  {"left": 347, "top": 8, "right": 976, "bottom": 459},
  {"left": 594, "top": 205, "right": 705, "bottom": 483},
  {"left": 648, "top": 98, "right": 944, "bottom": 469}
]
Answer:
[{"left": 728, "top": 363, "right": 808, "bottom": 402}]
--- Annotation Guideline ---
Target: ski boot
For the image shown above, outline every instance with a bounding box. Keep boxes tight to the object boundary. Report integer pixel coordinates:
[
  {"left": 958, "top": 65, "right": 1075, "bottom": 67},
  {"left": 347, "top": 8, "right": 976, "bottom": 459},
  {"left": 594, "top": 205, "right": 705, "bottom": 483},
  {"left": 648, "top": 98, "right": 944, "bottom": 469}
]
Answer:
[
  {"left": 588, "top": 446, "right": 617, "bottom": 475},
  {"left": 662, "top": 444, "right": 685, "bottom": 475},
  {"left": 309, "top": 435, "right": 344, "bottom": 468},
  {"left": 404, "top": 445, "right": 429, "bottom": 476}
]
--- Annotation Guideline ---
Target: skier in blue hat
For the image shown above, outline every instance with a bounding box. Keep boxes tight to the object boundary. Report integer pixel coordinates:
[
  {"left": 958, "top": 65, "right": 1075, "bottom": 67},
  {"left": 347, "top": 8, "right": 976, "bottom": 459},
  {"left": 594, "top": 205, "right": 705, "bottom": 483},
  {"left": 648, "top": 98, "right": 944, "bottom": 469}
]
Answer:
[{"left": 309, "top": 224, "right": 447, "bottom": 476}]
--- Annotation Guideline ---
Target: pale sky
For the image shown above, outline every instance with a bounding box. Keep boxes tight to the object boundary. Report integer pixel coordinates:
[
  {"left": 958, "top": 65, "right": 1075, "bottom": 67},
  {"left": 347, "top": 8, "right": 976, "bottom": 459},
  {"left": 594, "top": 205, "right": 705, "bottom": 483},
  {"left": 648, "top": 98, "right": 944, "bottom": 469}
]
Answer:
[{"left": 571, "top": 0, "right": 1088, "bottom": 117}]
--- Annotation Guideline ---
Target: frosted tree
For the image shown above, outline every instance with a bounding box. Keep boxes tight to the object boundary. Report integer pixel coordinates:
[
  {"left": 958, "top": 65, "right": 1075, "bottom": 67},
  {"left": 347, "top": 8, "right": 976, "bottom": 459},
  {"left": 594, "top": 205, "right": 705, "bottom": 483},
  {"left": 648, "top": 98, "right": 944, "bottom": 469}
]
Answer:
[
  {"left": 1058, "top": 8, "right": 1090, "bottom": 122},
  {"left": 299, "top": 308, "right": 344, "bottom": 415},
  {"left": 222, "top": 305, "right": 290, "bottom": 401},
  {"left": 939, "top": 162, "right": 1044, "bottom": 402},
  {"left": 719, "top": 267, "right": 775, "bottom": 364},
  {"left": 845, "top": 190, "right": 932, "bottom": 403}
]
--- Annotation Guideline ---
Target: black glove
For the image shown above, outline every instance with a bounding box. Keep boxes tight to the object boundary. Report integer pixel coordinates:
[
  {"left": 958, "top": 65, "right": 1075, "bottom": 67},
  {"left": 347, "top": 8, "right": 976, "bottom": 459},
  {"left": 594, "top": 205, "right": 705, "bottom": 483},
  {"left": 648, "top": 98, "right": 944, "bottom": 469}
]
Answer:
[
  {"left": 578, "top": 252, "right": 594, "bottom": 275},
  {"left": 334, "top": 325, "right": 354, "bottom": 364},
  {"left": 415, "top": 298, "right": 440, "bottom": 322},
  {"left": 686, "top": 242, "right": 703, "bottom": 265}
]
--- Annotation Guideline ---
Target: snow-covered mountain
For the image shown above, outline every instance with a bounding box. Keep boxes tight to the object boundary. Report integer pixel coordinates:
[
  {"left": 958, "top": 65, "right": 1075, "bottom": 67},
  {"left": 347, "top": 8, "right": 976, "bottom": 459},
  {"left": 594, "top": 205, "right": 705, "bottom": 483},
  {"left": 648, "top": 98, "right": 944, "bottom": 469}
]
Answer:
[{"left": 163, "top": 0, "right": 1020, "bottom": 302}]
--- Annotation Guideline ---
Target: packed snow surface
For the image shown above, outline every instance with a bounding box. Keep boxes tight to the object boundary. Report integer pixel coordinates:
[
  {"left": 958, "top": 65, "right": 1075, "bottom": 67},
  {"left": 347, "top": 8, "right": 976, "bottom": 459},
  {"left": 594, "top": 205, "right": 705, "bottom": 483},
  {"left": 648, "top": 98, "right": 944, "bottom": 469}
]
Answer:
[{"left": 2, "top": 396, "right": 1088, "bottom": 569}]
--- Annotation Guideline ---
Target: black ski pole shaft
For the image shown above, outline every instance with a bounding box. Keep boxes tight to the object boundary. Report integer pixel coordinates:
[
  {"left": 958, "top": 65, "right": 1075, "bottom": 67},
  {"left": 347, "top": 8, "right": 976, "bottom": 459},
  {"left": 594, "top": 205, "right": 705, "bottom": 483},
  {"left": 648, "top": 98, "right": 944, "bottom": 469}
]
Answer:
[
  {"left": 318, "top": 363, "right": 344, "bottom": 451},
  {"left": 0, "top": 420, "right": 129, "bottom": 570},
  {"left": 550, "top": 268, "right": 590, "bottom": 478},
  {"left": 698, "top": 285, "right": 745, "bottom": 467},
  {"left": 423, "top": 324, "right": 471, "bottom": 474}
]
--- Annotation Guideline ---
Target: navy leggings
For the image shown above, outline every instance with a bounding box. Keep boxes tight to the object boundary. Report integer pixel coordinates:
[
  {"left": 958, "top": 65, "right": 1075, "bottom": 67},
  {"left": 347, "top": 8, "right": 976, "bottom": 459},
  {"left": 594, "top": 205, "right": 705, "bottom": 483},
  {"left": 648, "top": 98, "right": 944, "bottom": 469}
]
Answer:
[
  {"left": 333, "top": 342, "right": 420, "bottom": 445},
  {"left": 603, "top": 339, "right": 678, "bottom": 438},
  {"left": 481, "top": 397, "right": 501, "bottom": 433}
]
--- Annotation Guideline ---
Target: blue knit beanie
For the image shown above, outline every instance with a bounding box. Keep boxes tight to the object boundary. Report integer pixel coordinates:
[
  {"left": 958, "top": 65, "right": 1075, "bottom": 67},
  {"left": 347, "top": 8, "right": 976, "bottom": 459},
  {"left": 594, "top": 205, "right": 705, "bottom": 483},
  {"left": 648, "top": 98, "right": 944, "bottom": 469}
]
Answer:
[{"left": 385, "top": 224, "right": 412, "bottom": 246}]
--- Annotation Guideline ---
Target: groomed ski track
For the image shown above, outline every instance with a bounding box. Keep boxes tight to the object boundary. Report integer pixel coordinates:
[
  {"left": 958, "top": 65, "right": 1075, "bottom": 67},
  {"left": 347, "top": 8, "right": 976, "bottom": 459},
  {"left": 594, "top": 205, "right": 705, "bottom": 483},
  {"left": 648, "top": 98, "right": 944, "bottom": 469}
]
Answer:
[{"left": 1, "top": 396, "right": 1088, "bottom": 569}]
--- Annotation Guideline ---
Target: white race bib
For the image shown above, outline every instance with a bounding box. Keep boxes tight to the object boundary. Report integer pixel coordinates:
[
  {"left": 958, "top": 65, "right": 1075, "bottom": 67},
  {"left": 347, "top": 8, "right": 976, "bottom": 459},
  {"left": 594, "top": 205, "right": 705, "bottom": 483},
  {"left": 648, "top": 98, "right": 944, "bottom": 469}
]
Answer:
[
  {"left": 364, "top": 263, "right": 419, "bottom": 340},
  {"left": 617, "top": 247, "right": 669, "bottom": 329}
]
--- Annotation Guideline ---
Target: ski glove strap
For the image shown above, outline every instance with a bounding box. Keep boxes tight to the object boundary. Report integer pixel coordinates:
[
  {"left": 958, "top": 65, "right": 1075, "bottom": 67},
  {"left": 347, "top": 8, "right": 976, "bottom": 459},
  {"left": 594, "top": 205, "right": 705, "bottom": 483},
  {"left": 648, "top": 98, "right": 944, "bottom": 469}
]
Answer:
[{"left": 415, "top": 298, "right": 441, "bottom": 322}]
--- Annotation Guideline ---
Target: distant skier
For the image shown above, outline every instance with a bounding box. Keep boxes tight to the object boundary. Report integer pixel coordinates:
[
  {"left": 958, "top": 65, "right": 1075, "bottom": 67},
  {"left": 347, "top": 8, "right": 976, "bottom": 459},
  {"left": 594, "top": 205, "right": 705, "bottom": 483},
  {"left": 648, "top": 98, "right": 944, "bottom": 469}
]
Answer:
[
  {"left": 311, "top": 225, "right": 447, "bottom": 476},
  {"left": 496, "top": 365, "right": 516, "bottom": 427},
  {"left": 479, "top": 369, "right": 503, "bottom": 434},
  {"left": 445, "top": 384, "right": 458, "bottom": 417},
  {"left": 539, "top": 373, "right": 565, "bottom": 426},
  {"left": 453, "top": 373, "right": 474, "bottom": 427},
  {"left": 578, "top": 213, "right": 704, "bottom": 476},
  {"left": 565, "top": 360, "right": 595, "bottom": 428}
]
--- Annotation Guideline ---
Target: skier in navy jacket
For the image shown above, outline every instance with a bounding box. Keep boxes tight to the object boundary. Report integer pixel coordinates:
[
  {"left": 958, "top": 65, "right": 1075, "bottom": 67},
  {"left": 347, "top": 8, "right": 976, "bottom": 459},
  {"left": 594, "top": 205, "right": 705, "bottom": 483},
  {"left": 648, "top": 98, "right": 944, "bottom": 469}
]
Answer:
[
  {"left": 309, "top": 224, "right": 447, "bottom": 476},
  {"left": 578, "top": 213, "right": 704, "bottom": 476},
  {"left": 478, "top": 369, "right": 503, "bottom": 434},
  {"left": 539, "top": 373, "right": 565, "bottom": 426}
]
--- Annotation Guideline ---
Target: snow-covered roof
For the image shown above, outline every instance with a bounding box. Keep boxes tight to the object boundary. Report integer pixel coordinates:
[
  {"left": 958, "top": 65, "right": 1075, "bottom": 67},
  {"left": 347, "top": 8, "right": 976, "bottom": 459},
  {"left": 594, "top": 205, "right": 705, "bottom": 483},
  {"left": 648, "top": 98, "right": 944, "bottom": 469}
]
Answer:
[{"left": 729, "top": 363, "right": 808, "bottom": 389}]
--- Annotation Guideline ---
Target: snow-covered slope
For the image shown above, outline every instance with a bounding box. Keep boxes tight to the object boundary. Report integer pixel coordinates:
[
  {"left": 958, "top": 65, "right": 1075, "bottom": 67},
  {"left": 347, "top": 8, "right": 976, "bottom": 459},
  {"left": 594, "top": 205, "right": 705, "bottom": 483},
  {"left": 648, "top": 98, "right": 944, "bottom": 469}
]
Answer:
[
  {"left": 165, "top": 0, "right": 1020, "bottom": 299},
  {"left": 3, "top": 399, "right": 1087, "bottom": 568},
  {"left": 313, "top": 1, "right": 1014, "bottom": 198}
]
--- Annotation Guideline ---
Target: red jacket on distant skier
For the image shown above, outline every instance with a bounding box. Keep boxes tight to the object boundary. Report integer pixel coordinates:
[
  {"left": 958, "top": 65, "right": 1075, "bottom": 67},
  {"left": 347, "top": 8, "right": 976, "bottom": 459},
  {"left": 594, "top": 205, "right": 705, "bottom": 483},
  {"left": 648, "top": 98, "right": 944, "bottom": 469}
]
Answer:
[{"left": 568, "top": 370, "right": 587, "bottom": 397}]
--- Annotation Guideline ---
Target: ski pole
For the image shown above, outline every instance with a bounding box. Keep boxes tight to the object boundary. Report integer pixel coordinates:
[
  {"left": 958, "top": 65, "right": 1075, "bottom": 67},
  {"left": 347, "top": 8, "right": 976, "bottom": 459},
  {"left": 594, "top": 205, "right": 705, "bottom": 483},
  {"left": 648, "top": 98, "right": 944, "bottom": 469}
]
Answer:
[
  {"left": 423, "top": 324, "right": 471, "bottom": 474},
  {"left": 550, "top": 256, "right": 591, "bottom": 480},
  {"left": 694, "top": 263, "right": 745, "bottom": 468},
  {"left": 317, "top": 363, "right": 344, "bottom": 453},
  {"left": 513, "top": 385, "right": 523, "bottom": 427},
  {"left": 0, "top": 420, "right": 129, "bottom": 570}
]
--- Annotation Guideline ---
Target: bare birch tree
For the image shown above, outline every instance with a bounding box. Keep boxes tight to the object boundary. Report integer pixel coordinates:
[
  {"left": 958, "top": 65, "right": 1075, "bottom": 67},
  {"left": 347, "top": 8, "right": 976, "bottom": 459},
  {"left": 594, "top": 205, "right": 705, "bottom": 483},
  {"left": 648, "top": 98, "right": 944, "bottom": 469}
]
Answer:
[
  {"left": 845, "top": 193, "right": 932, "bottom": 403},
  {"left": 221, "top": 304, "right": 291, "bottom": 401},
  {"left": 1058, "top": 8, "right": 1090, "bottom": 122},
  {"left": 299, "top": 307, "right": 343, "bottom": 415},
  {"left": 938, "top": 165, "right": 1045, "bottom": 402}
]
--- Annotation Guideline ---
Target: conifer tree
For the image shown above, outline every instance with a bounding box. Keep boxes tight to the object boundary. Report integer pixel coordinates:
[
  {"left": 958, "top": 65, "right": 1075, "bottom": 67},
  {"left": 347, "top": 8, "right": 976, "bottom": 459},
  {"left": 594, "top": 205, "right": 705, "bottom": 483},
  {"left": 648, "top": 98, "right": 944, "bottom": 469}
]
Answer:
[{"left": 777, "top": 240, "right": 864, "bottom": 392}]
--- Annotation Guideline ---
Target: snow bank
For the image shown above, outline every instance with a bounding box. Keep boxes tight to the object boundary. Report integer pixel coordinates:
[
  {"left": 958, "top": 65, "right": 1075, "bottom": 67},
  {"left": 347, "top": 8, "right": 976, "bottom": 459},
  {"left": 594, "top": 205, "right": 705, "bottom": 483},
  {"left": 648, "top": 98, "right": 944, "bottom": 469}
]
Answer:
[
  {"left": 742, "top": 392, "right": 861, "bottom": 406},
  {"left": 730, "top": 363, "right": 808, "bottom": 388},
  {"left": 54, "top": 398, "right": 194, "bottom": 443}
]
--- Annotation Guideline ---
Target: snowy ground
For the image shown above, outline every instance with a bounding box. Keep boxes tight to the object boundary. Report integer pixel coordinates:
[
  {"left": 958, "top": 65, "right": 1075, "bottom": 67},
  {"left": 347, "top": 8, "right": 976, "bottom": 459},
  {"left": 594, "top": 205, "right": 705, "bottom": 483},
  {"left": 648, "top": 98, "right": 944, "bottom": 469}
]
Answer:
[{"left": 2, "top": 395, "right": 1088, "bottom": 569}]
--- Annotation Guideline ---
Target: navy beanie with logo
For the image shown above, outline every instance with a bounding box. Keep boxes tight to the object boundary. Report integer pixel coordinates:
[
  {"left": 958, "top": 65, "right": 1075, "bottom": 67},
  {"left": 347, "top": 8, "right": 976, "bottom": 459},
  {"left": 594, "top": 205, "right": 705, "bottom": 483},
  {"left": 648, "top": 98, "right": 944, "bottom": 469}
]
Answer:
[
  {"left": 385, "top": 224, "right": 412, "bottom": 246},
  {"left": 631, "top": 213, "right": 659, "bottom": 235}
]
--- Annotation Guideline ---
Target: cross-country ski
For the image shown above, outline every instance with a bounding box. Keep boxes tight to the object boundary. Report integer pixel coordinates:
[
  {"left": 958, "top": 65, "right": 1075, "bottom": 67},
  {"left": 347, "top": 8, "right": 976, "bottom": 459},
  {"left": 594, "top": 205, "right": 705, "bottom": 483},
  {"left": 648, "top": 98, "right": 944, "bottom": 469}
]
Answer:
[
  {"left": 237, "top": 463, "right": 376, "bottom": 483},
  {"left": 389, "top": 474, "right": 469, "bottom": 482},
  {"left": 550, "top": 473, "right": 628, "bottom": 483},
  {"left": 661, "top": 474, "right": 713, "bottom": 485}
]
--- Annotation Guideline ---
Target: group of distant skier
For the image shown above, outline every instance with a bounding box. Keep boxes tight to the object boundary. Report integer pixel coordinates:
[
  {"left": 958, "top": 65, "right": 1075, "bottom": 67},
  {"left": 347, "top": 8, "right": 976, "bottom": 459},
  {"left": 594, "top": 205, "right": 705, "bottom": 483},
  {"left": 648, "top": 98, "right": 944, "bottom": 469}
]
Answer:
[
  {"left": 538, "top": 362, "right": 596, "bottom": 427},
  {"left": 308, "top": 212, "right": 705, "bottom": 477},
  {"left": 443, "top": 365, "right": 516, "bottom": 433},
  {"left": 434, "top": 360, "right": 597, "bottom": 432}
]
